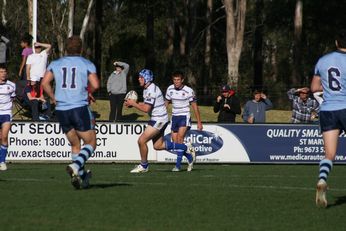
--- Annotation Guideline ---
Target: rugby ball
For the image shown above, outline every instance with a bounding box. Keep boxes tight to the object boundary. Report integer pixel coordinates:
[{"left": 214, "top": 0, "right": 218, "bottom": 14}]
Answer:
[{"left": 125, "top": 90, "right": 138, "bottom": 102}]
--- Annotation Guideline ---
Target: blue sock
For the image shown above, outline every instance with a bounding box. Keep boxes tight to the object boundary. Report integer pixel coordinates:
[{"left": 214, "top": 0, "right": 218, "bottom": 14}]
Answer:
[
  {"left": 184, "top": 152, "right": 193, "bottom": 163},
  {"left": 165, "top": 140, "right": 187, "bottom": 152},
  {"left": 73, "top": 145, "right": 94, "bottom": 170},
  {"left": 140, "top": 161, "right": 149, "bottom": 169},
  {"left": 318, "top": 159, "right": 333, "bottom": 182},
  {"left": 175, "top": 151, "right": 184, "bottom": 169},
  {"left": 0, "top": 145, "right": 8, "bottom": 162},
  {"left": 72, "top": 153, "right": 85, "bottom": 176}
]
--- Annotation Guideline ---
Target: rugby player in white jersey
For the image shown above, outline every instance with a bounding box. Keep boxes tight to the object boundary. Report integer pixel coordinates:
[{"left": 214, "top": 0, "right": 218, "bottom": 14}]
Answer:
[
  {"left": 0, "top": 64, "right": 15, "bottom": 171},
  {"left": 125, "top": 69, "right": 195, "bottom": 173},
  {"left": 165, "top": 71, "right": 203, "bottom": 171}
]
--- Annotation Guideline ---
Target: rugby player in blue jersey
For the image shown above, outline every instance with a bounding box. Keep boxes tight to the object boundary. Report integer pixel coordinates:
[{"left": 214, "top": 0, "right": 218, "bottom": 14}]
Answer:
[
  {"left": 41, "top": 36, "right": 99, "bottom": 189},
  {"left": 125, "top": 69, "right": 195, "bottom": 173},
  {"left": 311, "top": 30, "right": 346, "bottom": 207}
]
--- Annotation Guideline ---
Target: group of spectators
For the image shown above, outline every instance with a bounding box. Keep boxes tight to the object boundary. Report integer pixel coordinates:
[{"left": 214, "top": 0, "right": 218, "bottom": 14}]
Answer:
[
  {"left": 0, "top": 32, "right": 52, "bottom": 121},
  {"left": 212, "top": 84, "right": 320, "bottom": 124}
]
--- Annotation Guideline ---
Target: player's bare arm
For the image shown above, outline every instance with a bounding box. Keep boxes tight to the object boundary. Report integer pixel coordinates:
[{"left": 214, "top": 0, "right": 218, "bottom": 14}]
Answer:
[
  {"left": 126, "top": 100, "right": 152, "bottom": 113},
  {"left": 191, "top": 102, "right": 203, "bottom": 130},
  {"left": 41, "top": 71, "right": 56, "bottom": 104},
  {"left": 311, "top": 75, "right": 323, "bottom": 93},
  {"left": 88, "top": 73, "right": 100, "bottom": 93}
]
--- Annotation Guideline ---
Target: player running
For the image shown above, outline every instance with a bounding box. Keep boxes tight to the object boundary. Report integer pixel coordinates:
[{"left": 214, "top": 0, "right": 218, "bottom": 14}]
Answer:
[
  {"left": 311, "top": 30, "right": 346, "bottom": 208},
  {"left": 125, "top": 69, "right": 195, "bottom": 173},
  {"left": 0, "top": 64, "right": 15, "bottom": 171},
  {"left": 41, "top": 36, "right": 99, "bottom": 189},
  {"left": 165, "top": 71, "right": 203, "bottom": 171}
]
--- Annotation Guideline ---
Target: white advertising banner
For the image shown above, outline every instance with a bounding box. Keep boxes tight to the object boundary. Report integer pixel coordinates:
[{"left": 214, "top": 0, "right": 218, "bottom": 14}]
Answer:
[
  {"left": 8, "top": 122, "right": 156, "bottom": 162},
  {"left": 157, "top": 124, "right": 250, "bottom": 163}
]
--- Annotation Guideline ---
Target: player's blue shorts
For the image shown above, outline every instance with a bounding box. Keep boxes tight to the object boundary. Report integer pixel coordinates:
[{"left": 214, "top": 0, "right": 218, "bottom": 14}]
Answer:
[
  {"left": 170, "top": 115, "right": 191, "bottom": 132},
  {"left": 320, "top": 109, "right": 346, "bottom": 133},
  {"left": 55, "top": 105, "right": 95, "bottom": 133},
  {"left": 0, "top": 114, "right": 11, "bottom": 127}
]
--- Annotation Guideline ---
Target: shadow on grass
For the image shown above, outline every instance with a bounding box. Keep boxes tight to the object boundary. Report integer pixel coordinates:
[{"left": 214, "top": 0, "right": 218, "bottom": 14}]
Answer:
[
  {"left": 328, "top": 195, "right": 346, "bottom": 208},
  {"left": 89, "top": 182, "right": 132, "bottom": 189},
  {"left": 156, "top": 168, "right": 204, "bottom": 173}
]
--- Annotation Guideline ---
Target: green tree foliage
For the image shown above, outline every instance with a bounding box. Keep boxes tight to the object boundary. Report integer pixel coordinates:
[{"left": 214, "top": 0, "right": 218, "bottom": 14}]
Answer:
[{"left": 1, "top": 0, "right": 345, "bottom": 108}]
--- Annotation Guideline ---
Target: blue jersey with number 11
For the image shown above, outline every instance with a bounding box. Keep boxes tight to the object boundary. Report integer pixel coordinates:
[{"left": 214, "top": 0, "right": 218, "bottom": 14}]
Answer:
[
  {"left": 314, "top": 50, "right": 346, "bottom": 111},
  {"left": 47, "top": 56, "right": 96, "bottom": 110}
]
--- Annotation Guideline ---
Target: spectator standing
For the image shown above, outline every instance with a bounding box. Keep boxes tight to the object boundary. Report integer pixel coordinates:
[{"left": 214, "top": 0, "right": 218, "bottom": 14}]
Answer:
[
  {"left": 213, "top": 84, "right": 241, "bottom": 123},
  {"left": 26, "top": 41, "right": 51, "bottom": 84},
  {"left": 0, "top": 34, "right": 9, "bottom": 64},
  {"left": 287, "top": 87, "right": 319, "bottom": 123},
  {"left": 0, "top": 64, "right": 15, "bottom": 171},
  {"left": 107, "top": 61, "right": 129, "bottom": 121},
  {"left": 19, "top": 33, "right": 33, "bottom": 80},
  {"left": 242, "top": 89, "right": 273, "bottom": 123}
]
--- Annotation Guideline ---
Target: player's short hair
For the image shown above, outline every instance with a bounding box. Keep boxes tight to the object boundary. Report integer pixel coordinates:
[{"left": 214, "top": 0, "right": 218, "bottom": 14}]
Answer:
[
  {"left": 66, "top": 36, "right": 82, "bottom": 55},
  {"left": 336, "top": 30, "right": 346, "bottom": 49},
  {"left": 0, "top": 63, "right": 7, "bottom": 70},
  {"left": 172, "top": 70, "right": 185, "bottom": 79}
]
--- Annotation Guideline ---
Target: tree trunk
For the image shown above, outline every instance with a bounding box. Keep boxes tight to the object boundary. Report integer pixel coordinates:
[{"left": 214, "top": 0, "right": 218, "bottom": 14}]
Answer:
[
  {"left": 145, "top": 0, "right": 155, "bottom": 70},
  {"left": 1, "top": 0, "right": 7, "bottom": 26},
  {"left": 49, "top": 2, "right": 67, "bottom": 56},
  {"left": 292, "top": 0, "right": 302, "bottom": 86},
  {"left": 203, "top": 0, "right": 212, "bottom": 100},
  {"left": 253, "top": 0, "right": 263, "bottom": 89},
  {"left": 80, "top": 0, "right": 94, "bottom": 42},
  {"left": 27, "top": 0, "right": 33, "bottom": 34},
  {"left": 223, "top": 0, "right": 247, "bottom": 89},
  {"left": 94, "top": 0, "right": 103, "bottom": 80},
  {"left": 68, "top": 0, "right": 74, "bottom": 37}
]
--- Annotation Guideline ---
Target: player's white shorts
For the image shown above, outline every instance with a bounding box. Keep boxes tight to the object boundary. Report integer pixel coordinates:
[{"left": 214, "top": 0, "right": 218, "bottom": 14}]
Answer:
[{"left": 148, "top": 119, "right": 169, "bottom": 131}]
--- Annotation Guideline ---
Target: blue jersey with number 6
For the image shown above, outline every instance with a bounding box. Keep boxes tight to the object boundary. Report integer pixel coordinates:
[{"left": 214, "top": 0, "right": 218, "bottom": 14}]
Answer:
[
  {"left": 314, "top": 50, "right": 346, "bottom": 111},
  {"left": 47, "top": 56, "right": 96, "bottom": 110}
]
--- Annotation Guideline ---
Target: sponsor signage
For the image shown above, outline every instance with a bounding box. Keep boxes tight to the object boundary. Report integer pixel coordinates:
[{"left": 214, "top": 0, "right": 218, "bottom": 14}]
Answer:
[
  {"left": 7, "top": 121, "right": 346, "bottom": 163},
  {"left": 8, "top": 122, "right": 156, "bottom": 161}
]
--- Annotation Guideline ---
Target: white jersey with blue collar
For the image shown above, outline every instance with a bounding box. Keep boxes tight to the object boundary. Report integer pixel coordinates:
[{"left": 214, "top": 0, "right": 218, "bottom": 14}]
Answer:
[
  {"left": 165, "top": 84, "right": 196, "bottom": 116},
  {"left": 0, "top": 80, "right": 15, "bottom": 115},
  {"left": 143, "top": 83, "right": 168, "bottom": 122}
]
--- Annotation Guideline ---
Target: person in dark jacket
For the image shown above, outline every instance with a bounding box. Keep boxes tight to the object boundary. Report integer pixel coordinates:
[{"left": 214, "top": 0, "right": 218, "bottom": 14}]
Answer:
[{"left": 213, "top": 85, "right": 241, "bottom": 123}]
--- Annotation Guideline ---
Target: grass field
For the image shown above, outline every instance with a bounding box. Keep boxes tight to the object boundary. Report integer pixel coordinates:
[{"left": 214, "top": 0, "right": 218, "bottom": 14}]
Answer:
[{"left": 1, "top": 163, "right": 345, "bottom": 231}]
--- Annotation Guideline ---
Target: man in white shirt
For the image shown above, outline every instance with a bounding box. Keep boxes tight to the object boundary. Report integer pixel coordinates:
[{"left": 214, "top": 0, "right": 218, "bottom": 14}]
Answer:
[{"left": 26, "top": 41, "right": 51, "bottom": 84}]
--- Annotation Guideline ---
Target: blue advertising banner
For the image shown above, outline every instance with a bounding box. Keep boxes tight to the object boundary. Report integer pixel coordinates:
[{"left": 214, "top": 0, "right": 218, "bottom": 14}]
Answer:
[
  {"left": 158, "top": 124, "right": 346, "bottom": 164},
  {"left": 9, "top": 121, "right": 346, "bottom": 163}
]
